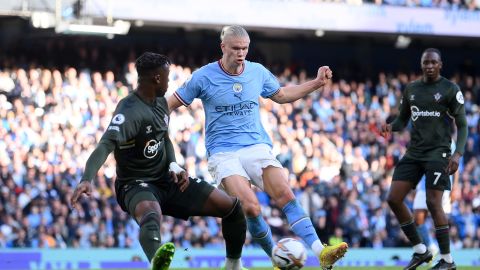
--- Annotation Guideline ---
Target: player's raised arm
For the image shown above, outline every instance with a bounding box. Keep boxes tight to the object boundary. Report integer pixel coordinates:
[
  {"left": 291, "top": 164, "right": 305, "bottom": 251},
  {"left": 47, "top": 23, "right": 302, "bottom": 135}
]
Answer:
[
  {"left": 167, "top": 94, "right": 183, "bottom": 113},
  {"left": 270, "top": 65, "right": 332, "bottom": 104},
  {"left": 70, "top": 138, "right": 115, "bottom": 209}
]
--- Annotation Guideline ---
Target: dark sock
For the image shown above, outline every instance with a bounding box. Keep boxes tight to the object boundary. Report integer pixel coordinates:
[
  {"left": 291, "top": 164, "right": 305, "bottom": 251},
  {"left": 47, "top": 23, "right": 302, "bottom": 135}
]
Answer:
[
  {"left": 139, "top": 211, "right": 161, "bottom": 261},
  {"left": 400, "top": 220, "right": 422, "bottom": 247},
  {"left": 222, "top": 199, "right": 246, "bottom": 259},
  {"left": 435, "top": 225, "right": 450, "bottom": 254}
]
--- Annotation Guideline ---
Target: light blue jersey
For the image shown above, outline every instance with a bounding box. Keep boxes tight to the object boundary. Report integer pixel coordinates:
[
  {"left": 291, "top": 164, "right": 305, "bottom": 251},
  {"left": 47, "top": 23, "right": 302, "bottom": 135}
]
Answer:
[{"left": 174, "top": 60, "right": 280, "bottom": 156}]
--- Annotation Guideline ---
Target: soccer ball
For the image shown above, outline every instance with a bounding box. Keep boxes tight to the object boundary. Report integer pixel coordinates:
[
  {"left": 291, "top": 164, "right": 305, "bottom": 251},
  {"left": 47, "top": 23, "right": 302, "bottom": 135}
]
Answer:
[{"left": 271, "top": 238, "right": 307, "bottom": 270}]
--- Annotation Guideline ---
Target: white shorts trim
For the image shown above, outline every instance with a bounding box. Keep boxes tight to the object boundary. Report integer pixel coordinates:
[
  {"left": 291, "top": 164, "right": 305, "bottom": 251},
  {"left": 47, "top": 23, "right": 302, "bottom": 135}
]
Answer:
[{"left": 207, "top": 144, "right": 282, "bottom": 190}]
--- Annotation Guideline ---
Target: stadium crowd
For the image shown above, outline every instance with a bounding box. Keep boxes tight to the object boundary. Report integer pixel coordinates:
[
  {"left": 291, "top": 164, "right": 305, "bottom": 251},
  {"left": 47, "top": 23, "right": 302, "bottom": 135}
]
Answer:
[
  {"left": 309, "top": 0, "right": 480, "bottom": 10},
  {"left": 0, "top": 54, "right": 479, "bottom": 254}
]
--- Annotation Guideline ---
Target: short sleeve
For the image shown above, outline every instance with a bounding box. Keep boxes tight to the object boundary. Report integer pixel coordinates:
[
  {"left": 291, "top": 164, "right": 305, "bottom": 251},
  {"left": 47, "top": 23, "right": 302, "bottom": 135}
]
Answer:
[
  {"left": 448, "top": 84, "right": 465, "bottom": 116},
  {"left": 174, "top": 73, "right": 202, "bottom": 106},
  {"left": 102, "top": 107, "right": 141, "bottom": 144},
  {"left": 260, "top": 66, "right": 281, "bottom": 98}
]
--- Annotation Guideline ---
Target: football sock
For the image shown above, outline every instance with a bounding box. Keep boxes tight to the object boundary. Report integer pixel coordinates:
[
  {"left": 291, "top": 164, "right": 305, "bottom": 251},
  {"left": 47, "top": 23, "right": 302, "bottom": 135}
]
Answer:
[
  {"left": 400, "top": 220, "right": 423, "bottom": 247},
  {"left": 413, "top": 243, "right": 427, "bottom": 254},
  {"left": 282, "top": 199, "right": 321, "bottom": 256},
  {"left": 417, "top": 224, "right": 432, "bottom": 247},
  {"left": 225, "top": 258, "right": 243, "bottom": 270},
  {"left": 440, "top": 254, "right": 453, "bottom": 264},
  {"left": 138, "top": 211, "right": 161, "bottom": 261},
  {"left": 311, "top": 240, "right": 325, "bottom": 256},
  {"left": 435, "top": 225, "right": 451, "bottom": 255},
  {"left": 246, "top": 215, "right": 275, "bottom": 257},
  {"left": 222, "top": 198, "right": 246, "bottom": 259}
]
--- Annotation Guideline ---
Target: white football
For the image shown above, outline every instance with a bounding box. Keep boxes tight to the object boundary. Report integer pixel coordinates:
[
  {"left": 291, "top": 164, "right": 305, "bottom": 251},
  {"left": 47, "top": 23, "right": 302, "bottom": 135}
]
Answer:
[{"left": 272, "top": 238, "right": 307, "bottom": 270}]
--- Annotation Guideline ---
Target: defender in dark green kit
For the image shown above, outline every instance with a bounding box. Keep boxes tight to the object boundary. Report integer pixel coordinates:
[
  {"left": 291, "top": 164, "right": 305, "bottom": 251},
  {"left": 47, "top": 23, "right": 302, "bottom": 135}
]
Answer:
[
  {"left": 382, "top": 48, "right": 467, "bottom": 270},
  {"left": 71, "top": 52, "right": 247, "bottom": 270}
]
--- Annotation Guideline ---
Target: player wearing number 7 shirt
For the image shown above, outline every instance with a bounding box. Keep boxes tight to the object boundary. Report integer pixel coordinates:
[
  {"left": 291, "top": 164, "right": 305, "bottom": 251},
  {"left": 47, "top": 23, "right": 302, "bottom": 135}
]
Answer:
[{"left": 381, "top": 48, "right": 467, "bottom": 270}]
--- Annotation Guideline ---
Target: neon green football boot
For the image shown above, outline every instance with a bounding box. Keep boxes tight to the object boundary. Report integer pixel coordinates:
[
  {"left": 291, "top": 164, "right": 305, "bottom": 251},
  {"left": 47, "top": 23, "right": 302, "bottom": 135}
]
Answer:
[
  {"left": 319, "top": 242, "right": 348, "bottom": 270},
  {"left": 151, "top": 242, "right": 175, "bottom": 270}
]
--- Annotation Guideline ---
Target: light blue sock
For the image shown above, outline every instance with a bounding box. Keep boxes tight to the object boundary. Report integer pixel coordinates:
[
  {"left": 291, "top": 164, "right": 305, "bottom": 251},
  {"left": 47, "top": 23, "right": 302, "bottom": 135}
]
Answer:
[
  {"left": 282, "top": 199, "right": 319, "bottom": 247},
  {"left": 417, "top": 224, "right": 431, "bottom": 247},
  {"left": 246, "top": 215, "right": 275, "bottom": 257}
]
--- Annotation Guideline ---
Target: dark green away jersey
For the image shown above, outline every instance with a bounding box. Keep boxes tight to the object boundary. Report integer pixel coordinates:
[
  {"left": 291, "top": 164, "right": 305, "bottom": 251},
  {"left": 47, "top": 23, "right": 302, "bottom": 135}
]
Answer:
[
  {"left": 101, "top": 93, "right": 170, "bottom": 182},
  {"left": 391, "top": 77, "right": 466, "bottom": 161}
]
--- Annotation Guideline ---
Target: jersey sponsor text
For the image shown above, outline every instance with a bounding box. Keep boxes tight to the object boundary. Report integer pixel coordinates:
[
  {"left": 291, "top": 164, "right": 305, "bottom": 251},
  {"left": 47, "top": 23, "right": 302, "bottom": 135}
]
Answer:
[{"left": 410, "top": 106, "right": 441, "bottom": 121}]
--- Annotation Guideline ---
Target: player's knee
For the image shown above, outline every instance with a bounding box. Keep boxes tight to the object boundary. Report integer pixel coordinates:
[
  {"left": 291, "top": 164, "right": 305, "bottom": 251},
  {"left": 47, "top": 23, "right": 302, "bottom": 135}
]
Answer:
[
  {"left": 241, "top": 199, "right": 261, "bottom": 217},
  {"left": 139, "top": 211, "right": 161, "bottom": 228},
  {"left": 223, "top": 198, "right": 246, "bottom": 223},
  {"left": 386, "top": 196, "right": 401, "bottom": 209}
]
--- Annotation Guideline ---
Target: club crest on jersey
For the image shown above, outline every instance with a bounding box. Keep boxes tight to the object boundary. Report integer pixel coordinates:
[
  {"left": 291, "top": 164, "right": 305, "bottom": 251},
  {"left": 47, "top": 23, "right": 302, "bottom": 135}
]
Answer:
[
  {"left": 146, "top": 125, "right": 152, "bottom": 134},
  {"left": 112, "top": 114, "right": 125, "bottom": 125},
  {"left": 434, "top": 92, "right": 442, "bottom": 102},
  {"left": 233, "top": 83, "right": 243, "bottom": 100},
  {"left": 410, "top": 95, "right": 415, "bottom": 101}
]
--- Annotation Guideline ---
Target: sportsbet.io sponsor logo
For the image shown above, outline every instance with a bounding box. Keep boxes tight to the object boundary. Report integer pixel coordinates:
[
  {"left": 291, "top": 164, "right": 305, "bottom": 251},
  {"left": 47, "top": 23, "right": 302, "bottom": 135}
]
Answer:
[
  {"left": 144, "top": 139, "right": 162, "bottom": 159},
  {"left": 410, "top": 106, "right": 440, "bottom": 121}
]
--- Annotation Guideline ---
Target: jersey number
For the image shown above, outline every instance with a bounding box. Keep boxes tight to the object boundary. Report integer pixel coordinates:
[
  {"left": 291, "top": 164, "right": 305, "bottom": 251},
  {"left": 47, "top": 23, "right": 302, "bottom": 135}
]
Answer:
[{"left": 433, "top": 172, "right": 442, "bottom": 185}]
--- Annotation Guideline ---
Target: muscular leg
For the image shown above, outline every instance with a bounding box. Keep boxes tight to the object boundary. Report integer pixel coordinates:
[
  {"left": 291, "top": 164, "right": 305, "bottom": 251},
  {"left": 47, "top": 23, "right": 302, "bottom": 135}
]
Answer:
[
  {"left": 132, "top": 200, "right": 163, "bottom": 262},
  {"left": 262, "top": 166, "right": 324, "bottom": 255},
  {"left": 426, "top": 188, "right": 452, "bottom": 263},
  {"left": 198, "top": 188, "right": 246, "bottom": 260},
  {"left": 222, "top": 175, "right": 275, "bottom": 257},
  {"left": 387, "top": 181, "right": 426, "bottom": 253}
]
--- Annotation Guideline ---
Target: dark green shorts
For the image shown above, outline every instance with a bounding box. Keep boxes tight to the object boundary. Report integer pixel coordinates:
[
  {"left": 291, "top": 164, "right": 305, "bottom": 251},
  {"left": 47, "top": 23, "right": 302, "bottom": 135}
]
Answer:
[
  {"left": 392, "top": 156, "right": 451, "bottom": 191},
  {"left": 115, "top": 177, "right": 215, "bottom": 220}
]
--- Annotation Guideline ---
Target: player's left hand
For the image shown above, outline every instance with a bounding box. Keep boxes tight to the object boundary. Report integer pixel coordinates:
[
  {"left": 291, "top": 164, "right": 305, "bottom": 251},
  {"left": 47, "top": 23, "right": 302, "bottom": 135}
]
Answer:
[
  {"left": 446, "top": 152, "right": 461, "bottom": 175},
  {"left": 316, "top": 66, "right": 333, "bottom": 87},
  {"left": 169, "top": 162, "right": 189, "bottom": 192}
]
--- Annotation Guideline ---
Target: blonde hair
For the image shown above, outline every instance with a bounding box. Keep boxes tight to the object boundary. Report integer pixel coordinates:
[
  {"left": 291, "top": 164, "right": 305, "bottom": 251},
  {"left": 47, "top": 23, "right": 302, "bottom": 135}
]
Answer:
[{"left": 220, "top": 25, "right": 249, "bottom": 42}]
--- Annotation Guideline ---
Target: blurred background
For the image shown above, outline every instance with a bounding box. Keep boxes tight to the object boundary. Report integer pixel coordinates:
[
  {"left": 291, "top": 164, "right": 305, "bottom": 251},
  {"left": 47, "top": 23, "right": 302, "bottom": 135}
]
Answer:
[{"left": 0, "top": 0, "right": 479, "bottom": 269}]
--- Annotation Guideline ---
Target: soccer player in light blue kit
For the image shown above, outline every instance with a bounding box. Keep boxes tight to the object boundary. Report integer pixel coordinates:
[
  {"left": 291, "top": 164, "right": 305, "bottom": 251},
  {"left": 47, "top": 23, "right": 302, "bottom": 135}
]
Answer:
[{"left": 167, "top": 25, "right": 348, "bottom": 270}]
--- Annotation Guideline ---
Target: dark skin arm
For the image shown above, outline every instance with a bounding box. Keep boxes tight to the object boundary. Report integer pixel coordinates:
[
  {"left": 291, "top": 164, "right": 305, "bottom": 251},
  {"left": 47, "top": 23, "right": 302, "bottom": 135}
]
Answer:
[
  {"left": 446, "top": 111, "right": 467, "bottom": 175},
  {"left": 70, "top": 139, "right": 115, "bottom": 209}
]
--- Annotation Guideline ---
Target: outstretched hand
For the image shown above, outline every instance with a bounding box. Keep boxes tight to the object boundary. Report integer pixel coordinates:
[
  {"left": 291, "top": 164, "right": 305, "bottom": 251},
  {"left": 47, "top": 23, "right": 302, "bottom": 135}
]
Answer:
[
  {"left": 316, "top": 66, "right": 333, "bottom": 87},
  {"left": 446, "top": 152, "right": 461, "bottom": 175},
  {"left": 70, "top": 181, "right": 93, "bottom": 210}
]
